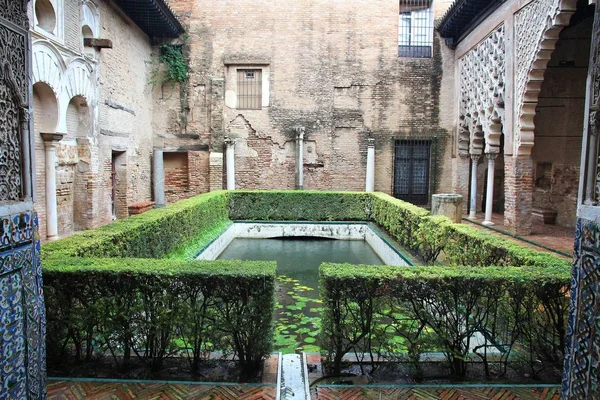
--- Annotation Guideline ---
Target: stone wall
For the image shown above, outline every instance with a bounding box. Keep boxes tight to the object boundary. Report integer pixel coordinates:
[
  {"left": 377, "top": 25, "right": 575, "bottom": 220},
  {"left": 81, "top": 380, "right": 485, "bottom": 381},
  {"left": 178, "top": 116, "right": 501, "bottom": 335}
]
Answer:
[{"left": 161, "top": 0, "right": 455, "bottom": 200}]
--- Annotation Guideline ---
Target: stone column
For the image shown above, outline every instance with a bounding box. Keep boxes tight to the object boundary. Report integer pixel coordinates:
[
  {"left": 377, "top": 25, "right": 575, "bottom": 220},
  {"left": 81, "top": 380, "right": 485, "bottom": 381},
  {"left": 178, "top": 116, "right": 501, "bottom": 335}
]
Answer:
[
  {"left": 365, "top": 138, "right": 375, "bottom": 192},
  {"left": 153, "top": 149, "right": 165, "bottom": 207},
  {"left": 295, "top": 127, "right": 305, "bottom": 190},
  {"left": 225, "top": 138, "right": 236, "bottom": 190},
  {"left": 469, "top": 154, "right": 480, "bottom": 219},
  {"left": 482, "top": 153, "right": 497, "bottom": 226},
  {"left": 41, "top": 132, "right": 63, "bottom": 238}
]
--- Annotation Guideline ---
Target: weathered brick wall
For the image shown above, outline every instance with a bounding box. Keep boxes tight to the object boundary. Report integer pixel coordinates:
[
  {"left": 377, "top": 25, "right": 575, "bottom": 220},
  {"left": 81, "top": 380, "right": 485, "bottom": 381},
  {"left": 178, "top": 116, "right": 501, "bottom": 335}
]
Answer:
[
  {"left": 95, "top": 1, "right": 155, "bottom": 221},
  {"left": 161, "top": 0, "right": 455, "bottom": 199}
]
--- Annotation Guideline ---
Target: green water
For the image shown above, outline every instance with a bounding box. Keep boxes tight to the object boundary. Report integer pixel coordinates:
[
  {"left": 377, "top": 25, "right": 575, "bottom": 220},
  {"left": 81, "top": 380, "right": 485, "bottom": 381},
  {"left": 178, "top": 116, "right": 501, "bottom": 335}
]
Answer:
[{"left": 217, "top": 237, "right": 383, "bottom": 353}]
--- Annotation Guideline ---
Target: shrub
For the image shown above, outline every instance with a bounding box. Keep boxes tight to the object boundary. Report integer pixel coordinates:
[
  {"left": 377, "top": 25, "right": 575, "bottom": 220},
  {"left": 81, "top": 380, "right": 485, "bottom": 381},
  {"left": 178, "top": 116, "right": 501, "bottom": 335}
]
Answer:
[
  {"left": 228, "top": 190, "right": 372, "bottom": 221},
  {"left": 370, "top": 193, "right": 429, "bottom": 252},
  {"left": 43, "top": 191, "right": 230, "bottom": 259},
  {"left": 319, "top": 263, "right": 570, "bottom": 378},
  {"left": 44, "top": 258, "right": 275, "bottom": 381}
]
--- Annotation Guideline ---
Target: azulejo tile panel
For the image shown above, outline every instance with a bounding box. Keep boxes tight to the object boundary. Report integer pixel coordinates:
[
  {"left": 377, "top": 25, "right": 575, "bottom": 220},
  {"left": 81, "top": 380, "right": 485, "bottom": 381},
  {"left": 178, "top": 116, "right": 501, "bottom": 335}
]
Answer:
[
  {"left": 0, "top": 211, "right": 33, "bottom": 253},
  {"left": 0, "top": 211, "right": 45, "bottom": 400},
  {"left": 562, "top": 218, "right": 600, "bottom": 399}
]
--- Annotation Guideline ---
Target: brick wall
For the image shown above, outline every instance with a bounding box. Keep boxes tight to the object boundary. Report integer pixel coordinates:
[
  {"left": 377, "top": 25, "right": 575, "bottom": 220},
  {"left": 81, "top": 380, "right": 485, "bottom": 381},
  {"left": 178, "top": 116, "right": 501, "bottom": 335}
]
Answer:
[{"left": 160, "top": 0, "right": 455, "bottom": 200}]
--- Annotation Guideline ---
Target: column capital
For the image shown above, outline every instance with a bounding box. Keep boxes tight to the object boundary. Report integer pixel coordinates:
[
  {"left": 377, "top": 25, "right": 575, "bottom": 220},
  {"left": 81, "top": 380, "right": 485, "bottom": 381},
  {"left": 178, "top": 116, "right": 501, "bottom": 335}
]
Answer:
[
  {"left": 367, "top": 137, "right": 375, "bottom": 147},
  {"left": 485, "top": 152, "right": 498, "bottom": 161},
  {"left": 40, "top": 132, "right": 64, "bottom": 147},
  {"left": 470, "top": 153, "right": 481, "bottom": 162},
  {"left": 294, "top": 126, "right": 305, "bottom": 140}
]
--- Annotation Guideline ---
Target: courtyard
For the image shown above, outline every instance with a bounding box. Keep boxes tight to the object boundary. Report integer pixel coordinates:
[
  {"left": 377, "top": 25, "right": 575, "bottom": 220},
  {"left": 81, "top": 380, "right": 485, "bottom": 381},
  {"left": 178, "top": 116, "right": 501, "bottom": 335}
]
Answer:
[{"left": 1, "top": 0, "right": 599, "bottom": 399}]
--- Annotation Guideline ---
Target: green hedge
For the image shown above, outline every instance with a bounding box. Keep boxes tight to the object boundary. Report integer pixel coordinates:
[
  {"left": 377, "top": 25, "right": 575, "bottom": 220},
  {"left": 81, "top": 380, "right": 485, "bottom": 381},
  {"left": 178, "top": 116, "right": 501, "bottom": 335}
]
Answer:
[
  {"left": 44, "top": 258, "right": 275, "bottom": 381},
  {"left": 41, "top": 189, "right": 571, "bottom": 381},
  {"left": 42, "top": 191, "right": 230, "bottom": 259},
  {"left": 369, "top": 192, "right": 569, "bottom": 268},
  {"left": 320, "top": 263, "right": 570, "bottom": 378},
  {"left": 228, "top": 190, "right": 372, "bottom": 221}
]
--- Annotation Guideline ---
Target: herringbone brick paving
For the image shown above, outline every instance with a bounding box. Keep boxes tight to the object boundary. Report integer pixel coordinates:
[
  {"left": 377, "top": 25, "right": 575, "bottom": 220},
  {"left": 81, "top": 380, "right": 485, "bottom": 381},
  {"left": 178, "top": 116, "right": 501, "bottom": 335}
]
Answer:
[
  {"left": 314, "top": 386, "right": 561, "bottom": 399},
  {"left": 46, "top": 380, "right": 276, "bottom": 400},
  {"left": 47, "top": 380, "right": 560, "bottom": 400}
]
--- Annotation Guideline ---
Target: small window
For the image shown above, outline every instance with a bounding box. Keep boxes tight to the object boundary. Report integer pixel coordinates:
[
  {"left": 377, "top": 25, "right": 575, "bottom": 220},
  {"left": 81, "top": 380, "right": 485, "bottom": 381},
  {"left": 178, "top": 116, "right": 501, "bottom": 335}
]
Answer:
[
  {"left": 237, "top": 69, "right": 262, "bottom": 109},
  {"left": 398, "top": 0, "right": 434, "bottom": 58}
]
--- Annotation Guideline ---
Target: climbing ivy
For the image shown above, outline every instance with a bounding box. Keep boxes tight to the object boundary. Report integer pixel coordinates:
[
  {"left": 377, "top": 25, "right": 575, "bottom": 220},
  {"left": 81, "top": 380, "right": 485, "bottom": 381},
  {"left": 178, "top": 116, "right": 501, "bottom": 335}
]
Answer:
[{"left": 151, "top": 43, "right": 189, "bottom": 87}]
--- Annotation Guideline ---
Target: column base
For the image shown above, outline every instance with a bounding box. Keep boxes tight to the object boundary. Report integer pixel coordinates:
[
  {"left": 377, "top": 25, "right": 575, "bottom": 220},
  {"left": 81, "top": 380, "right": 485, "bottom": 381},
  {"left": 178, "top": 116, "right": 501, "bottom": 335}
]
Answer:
[
  {"left": 469, "top": 212, "right": 477, "bottom": 219},
  {"left": 482, "top": 220, "right": 494, "bottom": 226}
]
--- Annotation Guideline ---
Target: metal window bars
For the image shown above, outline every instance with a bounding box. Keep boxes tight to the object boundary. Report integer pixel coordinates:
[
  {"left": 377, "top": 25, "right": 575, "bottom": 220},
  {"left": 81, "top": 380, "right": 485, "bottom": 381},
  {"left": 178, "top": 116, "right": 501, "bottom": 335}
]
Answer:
[
  {"left": 237, "top": 69, "right": 262, "bottom": 109},
  {"left": 393, "top": 139, "right": 432, "bottom": 205},
  {"left": 398, "top": 0, "right": 434, "bottom": 58}
]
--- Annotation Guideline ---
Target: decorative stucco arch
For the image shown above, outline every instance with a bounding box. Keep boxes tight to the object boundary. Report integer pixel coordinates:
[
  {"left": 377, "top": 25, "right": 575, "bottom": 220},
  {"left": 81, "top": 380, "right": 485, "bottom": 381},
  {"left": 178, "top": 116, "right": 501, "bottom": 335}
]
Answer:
[
  {"left": 63, "top": 58, "right": 94, "bottom": 102},
  {"left": 31, "top": 40, "right": 65, "bottom": 95},
  {"left": 514, "top": 0, "right": 577, "bottom": 156}
]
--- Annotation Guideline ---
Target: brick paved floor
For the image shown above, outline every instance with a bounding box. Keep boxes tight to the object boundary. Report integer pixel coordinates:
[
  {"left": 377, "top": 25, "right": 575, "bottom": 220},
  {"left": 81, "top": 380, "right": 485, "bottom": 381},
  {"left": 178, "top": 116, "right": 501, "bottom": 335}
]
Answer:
[
  {"left": 314, "top": 385, "right": 561, "bottom": 399},
  {"left": 465, "top": 212, "right": 574, "bottom": 258},
  {"left": 47, "top": 380, "right": 277, "bottom": 399}
]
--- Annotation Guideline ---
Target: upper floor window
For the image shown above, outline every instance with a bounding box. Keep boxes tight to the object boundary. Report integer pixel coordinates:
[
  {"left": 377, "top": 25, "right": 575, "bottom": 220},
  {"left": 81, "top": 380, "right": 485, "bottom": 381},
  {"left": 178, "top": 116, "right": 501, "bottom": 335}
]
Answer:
[
  {"left": 398, "top": 0, "right": 434, "bottom": 58},
  {"left": 237, "top": 69, "right": 263, "bottom": 110}
]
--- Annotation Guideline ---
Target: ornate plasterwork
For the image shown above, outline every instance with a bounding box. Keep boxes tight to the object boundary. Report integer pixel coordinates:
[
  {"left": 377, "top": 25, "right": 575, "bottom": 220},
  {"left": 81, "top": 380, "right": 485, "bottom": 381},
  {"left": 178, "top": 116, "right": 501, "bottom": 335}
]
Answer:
[
  {"left": 0, "top": 20, "right": 28, "bottom": 203},
  {"left": 514, "top": 0, "right": 576, "bottom": 156},
  {"left": 0, "top": 0, "right": 29, "bottom": 29},
  {"left": 458, "top": 25, "right": 505, "bottom": 155}
]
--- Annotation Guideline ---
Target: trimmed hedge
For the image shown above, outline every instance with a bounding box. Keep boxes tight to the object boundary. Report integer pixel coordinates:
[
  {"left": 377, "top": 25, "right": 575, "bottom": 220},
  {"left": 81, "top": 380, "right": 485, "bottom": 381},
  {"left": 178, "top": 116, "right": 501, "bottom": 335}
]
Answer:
[
  {"left": 44, "top": 258, "right": 275, "bottom": 381},
  {"left": 42, "top": 189, "right": 571, "bottom": 382},
  {"left": 42, "top": 191, "right": 230, "bottom": 259},
  {"left": 228, "top": 190, "right": 372, "bottom": 221},
  {"left": 320, "top": 263, "right": 570, "bottom": 378},
  {"left": 369, "top": 192, "right": 569, "bottom": 268}
]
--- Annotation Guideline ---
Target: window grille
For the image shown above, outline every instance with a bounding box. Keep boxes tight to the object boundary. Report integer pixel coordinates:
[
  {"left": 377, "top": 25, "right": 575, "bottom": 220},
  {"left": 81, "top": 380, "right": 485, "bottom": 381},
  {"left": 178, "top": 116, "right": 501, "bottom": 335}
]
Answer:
[
  {"left": 398, "top": 0, "right": 434, "bottom": 58},
  {"left": 237, "top": 69, "right": 262, "bottom": 109},
  {"left": 393, "top": 139, "right": 431, "bottom": 205}
]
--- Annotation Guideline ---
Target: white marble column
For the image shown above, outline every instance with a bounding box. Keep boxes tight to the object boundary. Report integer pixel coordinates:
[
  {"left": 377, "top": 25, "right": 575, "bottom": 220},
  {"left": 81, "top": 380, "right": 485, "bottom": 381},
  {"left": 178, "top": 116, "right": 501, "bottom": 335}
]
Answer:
[
  {"left": 366, "top": 138, "right": 375, "bottom": 192},
  {"left": 469, "top": 154, "right": 480, "bottom": 219},
  {"left": 225, "top": 138, "right": 236, "bottom": 190},
  {"left": 482, "top": 153, "right": 498, "bottom": 226},
  {"left": 153, "top": 149, "right": 165, "bottom": 207},
  {"left": 41, "top": 133, "right": 63, "bottom": 238},
  {"left": 295, "top": 127, "right": 305, "bottom": 190}
]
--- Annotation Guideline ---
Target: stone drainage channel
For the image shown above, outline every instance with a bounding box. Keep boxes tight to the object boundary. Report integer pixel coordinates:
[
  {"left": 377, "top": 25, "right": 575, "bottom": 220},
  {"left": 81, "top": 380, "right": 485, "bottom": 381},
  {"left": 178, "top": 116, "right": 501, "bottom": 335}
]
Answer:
[{"left": 279, "top": 353, "right": 310, "bottom": 400}]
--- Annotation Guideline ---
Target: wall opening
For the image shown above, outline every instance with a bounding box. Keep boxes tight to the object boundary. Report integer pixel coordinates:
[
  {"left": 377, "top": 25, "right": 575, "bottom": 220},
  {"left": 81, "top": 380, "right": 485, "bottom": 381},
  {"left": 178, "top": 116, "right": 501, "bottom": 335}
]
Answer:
[
  {"left": 35, "top": 0, "right": 57, "bottom": 35},
  {"left": 164, "top": 151, "right": 190, "bottom": 203},
  {"left": 82, "top": 25, "right": 94, "bottom": 56}
]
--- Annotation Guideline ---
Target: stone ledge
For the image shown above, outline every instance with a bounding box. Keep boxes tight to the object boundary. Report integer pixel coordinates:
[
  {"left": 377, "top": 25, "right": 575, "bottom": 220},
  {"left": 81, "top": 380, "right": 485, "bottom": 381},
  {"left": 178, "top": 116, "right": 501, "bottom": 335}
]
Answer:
[{"left": 128, "top": 201, "right": 155, "bottom": 216}]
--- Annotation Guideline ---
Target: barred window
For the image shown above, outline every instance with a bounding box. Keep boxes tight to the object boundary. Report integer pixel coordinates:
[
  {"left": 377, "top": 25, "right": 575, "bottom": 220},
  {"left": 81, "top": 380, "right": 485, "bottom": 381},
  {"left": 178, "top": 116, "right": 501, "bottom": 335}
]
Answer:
[
  {"left": 237, "top": 69, "right": 262, "bottom": 109},
  {"left": 398, "top": 0, "right": 434, "bottom": 58}
]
